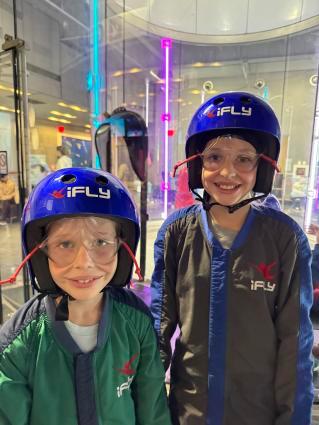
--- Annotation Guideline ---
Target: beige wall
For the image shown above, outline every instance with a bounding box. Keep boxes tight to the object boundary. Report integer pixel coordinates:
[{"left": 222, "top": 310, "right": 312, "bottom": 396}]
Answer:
[{"left": 33, "top": 125, "right": 91, "bottom": 169}]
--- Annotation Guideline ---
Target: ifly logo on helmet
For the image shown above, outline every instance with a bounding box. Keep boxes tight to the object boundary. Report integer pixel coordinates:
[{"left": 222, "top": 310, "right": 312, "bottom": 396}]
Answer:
[
  {"left": 50, "top": 186, "right": 111, "bottom": 199},
  {"left": 206, "top": 105, "right": 252, "bottom": 118}
]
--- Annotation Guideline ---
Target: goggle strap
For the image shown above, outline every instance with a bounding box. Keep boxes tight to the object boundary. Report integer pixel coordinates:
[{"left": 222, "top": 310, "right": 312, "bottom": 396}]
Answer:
[
  {"left": 259, "top": 154, "right": 280, "bottom": 172},
  {"left": 55, "top": 294, "right": 69, "bottom": 321},
  {"left": 172, "top": 154, "right": 201, "bottom": 177},
  {"left": 226, "top": 194, "right": 267, "bottom": 213},
  {"left": 121, "top": 241, "right": 143, "bottom": 282},
  {"left": 0, "top": 243, "right": 43, "bottom": 285}
]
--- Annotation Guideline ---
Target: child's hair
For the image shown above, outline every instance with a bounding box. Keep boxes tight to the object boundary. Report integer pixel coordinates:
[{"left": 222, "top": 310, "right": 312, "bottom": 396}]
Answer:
[
  {"left": 22, "top": 168, "right": 139, "bottom": 296},
  {"left": 44, "top": 216, "right": 121, "bottom": 240},
  {"left": 57, "top": 145, "right": 71, "bottom": 156}
]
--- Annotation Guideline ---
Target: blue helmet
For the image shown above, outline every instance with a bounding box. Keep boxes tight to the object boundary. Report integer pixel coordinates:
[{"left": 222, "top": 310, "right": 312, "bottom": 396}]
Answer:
[
  {"left": 185, "top": 91, "right": 281, "bottom": 194},
  {"left": 22, "top": 167, "right": 140, "bottom": 294}
]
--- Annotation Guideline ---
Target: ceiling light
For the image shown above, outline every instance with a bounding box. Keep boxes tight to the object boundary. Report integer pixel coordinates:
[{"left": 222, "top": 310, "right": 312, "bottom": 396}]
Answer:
[
  {"left": 128, "top": 68, "right": 142, "bottom": 74},
  {"left": 58, "top": 102, "right": 88, "bottom": 112},
  {"left": 112, "top": 70, "right": 124, "bottom": 77},
  {"left": 254, "top": 79, "right": 266, "bottom": 89},
  {"left": 0, "top": 105, "right": 17, "bottom": 113},
  {"left": 48, "top": 116, "right": 71, "bottom": 124},
  {"left": 50, "top": 110, "right": 76, "bottom": 119},
  {"left": 69, "top": 105, "right": 86, "bottom": 112},
  {"left": 0, "top": 84, "right": 31, "bottom": 96}
]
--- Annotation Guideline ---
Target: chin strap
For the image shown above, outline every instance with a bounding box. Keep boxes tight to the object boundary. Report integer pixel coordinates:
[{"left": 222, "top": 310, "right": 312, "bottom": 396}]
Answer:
[
  {"left": 52, "top": 293, "right": 70, "bottom": 321},
  {"left": 191, "top": 190, "right": 267, "bottom": 214}
]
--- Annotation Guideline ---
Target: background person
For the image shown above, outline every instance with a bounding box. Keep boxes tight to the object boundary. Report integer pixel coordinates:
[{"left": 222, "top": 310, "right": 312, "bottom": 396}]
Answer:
[
  {"left": 0, "top": 173, "right": 16, "bottom": 225},
  {"left": 174, "top": 167, "right": 195, "bottom": 209},
  {"left": 56, "top": 145, "right": 72, "bottom": 169}
]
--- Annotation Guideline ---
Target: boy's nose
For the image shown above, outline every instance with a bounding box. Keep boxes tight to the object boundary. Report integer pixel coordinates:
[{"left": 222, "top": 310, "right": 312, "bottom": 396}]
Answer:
[
  {"left": 73, "top": 245, "right": 94, "bottom": 267},
  {"left": 219, "top": 157, "right": 237, "bottom": 178}
]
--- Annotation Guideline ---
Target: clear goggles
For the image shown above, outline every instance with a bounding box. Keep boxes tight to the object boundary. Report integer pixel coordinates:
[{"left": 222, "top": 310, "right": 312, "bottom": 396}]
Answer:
[
  {"left": 172, "top": 136, "right": 280, "bottom": 177},
  {"left": 0, "top": 217, "right": 143, "bottom": 285},
  {"left": 41, "top": 235, "right": 121, "bottom": 267}
]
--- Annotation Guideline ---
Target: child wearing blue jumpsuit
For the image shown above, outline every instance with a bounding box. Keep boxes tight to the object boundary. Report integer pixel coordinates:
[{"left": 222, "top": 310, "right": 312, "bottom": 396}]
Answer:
[{"left": 151, "top": 92, "right": 313, "bottom": 425}]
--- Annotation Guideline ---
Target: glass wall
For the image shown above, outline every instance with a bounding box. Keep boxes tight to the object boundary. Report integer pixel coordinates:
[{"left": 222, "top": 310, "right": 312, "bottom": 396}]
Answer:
[
  {"left": 0, "top": 0, "right": 96, "bottom": 321},
  {"left": 0, "top": 0, "right": 95, "bottom": 182},
  {"left": 104, "top": 1, "right": 319, "bottom": 228}
]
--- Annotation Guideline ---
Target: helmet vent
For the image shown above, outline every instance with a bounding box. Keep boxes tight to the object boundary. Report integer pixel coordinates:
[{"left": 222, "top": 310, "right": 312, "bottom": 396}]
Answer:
[
  {"left": 212, "top": 97, "right": 225, "bottom": 106},
  {"left": 240, "top": 95, "right": 252, "bottom": 104},
  {"left": 95, "top": 176, "right": 108, "bottom": 185},
  {"left": 60, "top": 174, "right": 76, "bottom": 184}
]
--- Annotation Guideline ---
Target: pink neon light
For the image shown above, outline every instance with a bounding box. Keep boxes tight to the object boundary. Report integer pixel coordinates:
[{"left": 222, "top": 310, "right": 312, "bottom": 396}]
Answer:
[
  {"left": 161, "top": 113, "right": 171, "bottom": 122},
  {"left": 161, "top": 38, "right": 172, "bottom": 218},
  {"left": 161, "top": 38, "right": 172, "bottom": 49},
  {"left": 161, "top": 181, "right": 170, "bottom": 191}
]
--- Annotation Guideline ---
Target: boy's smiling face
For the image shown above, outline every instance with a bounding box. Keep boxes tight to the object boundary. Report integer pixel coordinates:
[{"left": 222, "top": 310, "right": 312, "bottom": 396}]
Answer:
[
  {"left": 201, "top": 136, "right": 258, "bottom": 206},
  {"left": 47, "top": 217, "right": 118, "bottom": 302}
]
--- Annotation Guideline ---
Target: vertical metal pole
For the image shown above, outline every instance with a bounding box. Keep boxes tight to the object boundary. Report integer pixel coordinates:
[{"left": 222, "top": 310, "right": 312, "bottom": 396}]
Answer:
[
  {"left": 17, "top": 45, "right": 31, "bottom": 302},
  {"left": 140, "top": 176, "right": 148, "bottom": 279},
  {"left": 0, "top": 276, "right": 3, "bottom": 325},
  {"left": 145, "top": 78, "right": 149, "bottom": 127},
  {"left": 12, "top": 0, "right": 18, "bottom": 39},
  {"left": 23, "top": 269, "right": 30, "bottom": 302},
  {"left": 20, "top": 47, "right": 31, "bottom": 196},
  {"left": 304, "top": 65, "right": 319, "bottom": 230}
]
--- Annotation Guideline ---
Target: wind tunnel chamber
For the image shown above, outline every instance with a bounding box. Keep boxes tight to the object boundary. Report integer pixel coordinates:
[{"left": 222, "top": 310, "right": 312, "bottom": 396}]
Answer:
[{"left": 95, "top": 108, "right": 148, "bottom": 278}]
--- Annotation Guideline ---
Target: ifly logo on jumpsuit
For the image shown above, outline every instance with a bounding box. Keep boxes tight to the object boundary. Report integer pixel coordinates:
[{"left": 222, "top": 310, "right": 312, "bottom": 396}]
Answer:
[
  {"left": 116, "top": 354, "right": 138, "bottom": 398},
  {"left": 250, "top": 262, "right": 277, "bottom": 292}
]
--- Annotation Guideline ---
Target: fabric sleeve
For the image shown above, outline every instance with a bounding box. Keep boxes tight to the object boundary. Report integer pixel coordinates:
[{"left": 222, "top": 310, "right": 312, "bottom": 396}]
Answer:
[
  {"left": 131, "top": 319, "right": 172, "bottom": 425},
  {"left": 150, "top": 222, "right": 178, "bottom": 370},
  {"left": 274, "top": 230, "right": 313, "bottom": 425},
  {"left": 312, "top": 244, "right": 319, "bottom": 310},
  {"left": 0, "top": 335, "right": 32, "bottom": 424}
]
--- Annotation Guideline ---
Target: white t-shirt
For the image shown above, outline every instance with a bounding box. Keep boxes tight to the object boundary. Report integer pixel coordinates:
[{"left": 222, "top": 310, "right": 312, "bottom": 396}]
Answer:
[
  {"left": 208, "top": 212, "right": 238, "bottom": 249},
  {"left": 65, "top": 320, "right": 98, "bottom": 353},
  {"left": 56, "top": 155, "right": 72, "bottom": 170}
]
